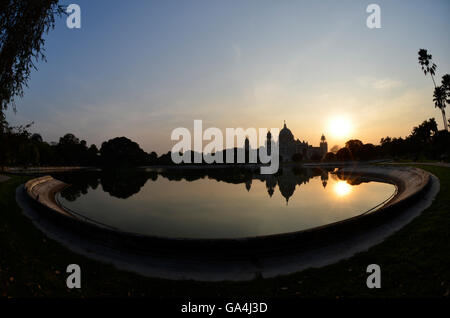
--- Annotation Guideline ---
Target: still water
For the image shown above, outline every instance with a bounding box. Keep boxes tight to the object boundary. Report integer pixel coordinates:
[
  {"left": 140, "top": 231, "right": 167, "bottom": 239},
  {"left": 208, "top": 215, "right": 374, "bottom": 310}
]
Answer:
[{"left": 55, "top": 167, "right": 396, "bottom": 239}]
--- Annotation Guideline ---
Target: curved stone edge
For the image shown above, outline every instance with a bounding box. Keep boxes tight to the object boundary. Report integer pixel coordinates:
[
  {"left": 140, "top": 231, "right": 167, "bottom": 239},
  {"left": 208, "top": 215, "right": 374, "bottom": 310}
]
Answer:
[
  {"left": 16, "top": 167, "right": 439, "bottom": 281},
  {"left": 21, "top": 166, "right": 432, "bottom": 256},
  {"left": 24, "top": 176, "right": 73, "bottom": 218},
  {"left": 336, "top": 165, "right": 430, "bottom": 210}
]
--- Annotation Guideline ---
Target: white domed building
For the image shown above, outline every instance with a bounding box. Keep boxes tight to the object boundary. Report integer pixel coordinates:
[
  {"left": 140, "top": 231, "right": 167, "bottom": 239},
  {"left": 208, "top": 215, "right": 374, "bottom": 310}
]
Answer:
[{"left": 274, "top": 121, "right": 328, "bottom": 162}]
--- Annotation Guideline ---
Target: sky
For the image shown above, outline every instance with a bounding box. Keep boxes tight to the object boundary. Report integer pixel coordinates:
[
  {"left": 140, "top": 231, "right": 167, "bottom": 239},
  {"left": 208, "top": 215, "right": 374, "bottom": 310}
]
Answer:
[{"left": 5, "top": 0, "right": 450, "bottom": 154}]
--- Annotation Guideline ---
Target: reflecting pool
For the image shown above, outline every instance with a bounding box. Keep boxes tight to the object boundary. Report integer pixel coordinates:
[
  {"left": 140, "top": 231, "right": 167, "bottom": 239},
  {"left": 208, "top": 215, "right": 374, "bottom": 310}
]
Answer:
[{"left": 54, "top": 167, "right": 396, "bottom": 239}]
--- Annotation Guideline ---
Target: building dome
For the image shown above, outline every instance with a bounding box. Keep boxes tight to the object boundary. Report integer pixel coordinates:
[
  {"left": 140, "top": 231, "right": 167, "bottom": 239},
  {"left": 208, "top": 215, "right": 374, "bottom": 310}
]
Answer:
[{"left": 279, "top": 121, "right": 294, "bottom": 143}]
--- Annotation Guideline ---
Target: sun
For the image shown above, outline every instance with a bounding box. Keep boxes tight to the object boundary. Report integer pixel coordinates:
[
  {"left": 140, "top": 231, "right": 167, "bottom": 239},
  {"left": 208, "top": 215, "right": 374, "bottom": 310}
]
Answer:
[
  {"left": 329, "top": 117, "right": 352, "bottom": 139},
  {"left": 334, "top": 181, "right": 352, "bottom": 197}
]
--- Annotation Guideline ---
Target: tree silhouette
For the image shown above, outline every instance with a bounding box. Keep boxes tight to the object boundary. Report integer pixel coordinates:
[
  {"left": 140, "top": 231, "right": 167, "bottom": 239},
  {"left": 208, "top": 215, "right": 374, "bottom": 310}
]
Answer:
[
  {"left": 443, "top": 74, "right": 450, "bottom": 103},
  {"left": 410, "top": 118, "right": 438, "bottom": 144},
  {"left": 345, "top": 139, "right": 364, "bottom": 159},
  {"left": 418, "top": 49, "right": 448, "bottom": 131},
  {"left": 336, "top": 147, "right": 352, "bottom": 161},
  {"left": 0, "top": 1, "right": 64, "bottom": 122},
  {"left": 442, "top": 74, "right": 450, "bottom": 129},
  {"left": 433, "top": 86, "right": 448, "bottom": 131},
  {"left": 418, "top": 49, "right": 437, "bottom": 87},
  {"left": 322, "top": 152, "right": 336, "bottom": 162},
  {"left": 100, "top": 137, "right": 148, "bottom": 167}
]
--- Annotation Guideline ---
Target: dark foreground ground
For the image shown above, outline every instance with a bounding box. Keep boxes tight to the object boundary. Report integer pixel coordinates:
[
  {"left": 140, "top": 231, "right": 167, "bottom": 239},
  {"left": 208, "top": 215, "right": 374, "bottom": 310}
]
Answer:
[{"left": 0, "top": 164, "right": 449, "bottom": 298}]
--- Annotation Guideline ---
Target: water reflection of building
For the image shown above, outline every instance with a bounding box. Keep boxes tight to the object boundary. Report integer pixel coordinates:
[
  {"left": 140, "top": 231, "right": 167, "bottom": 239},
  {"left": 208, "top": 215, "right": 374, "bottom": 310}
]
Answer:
[
  {"left": 255, "top": 168, "right": 328, "bottom": 204},
  {"left": 321, "top": 171, "right": 329, "bottom": 188},
  {"left": 61, "top": 168, "right": 330, "bottom": 205},
  {"left": 265, "top": 174, "right": 277, "bottom": 197},
  {"left": 245, "top": 179, "right": 252, "bottom": 192}
]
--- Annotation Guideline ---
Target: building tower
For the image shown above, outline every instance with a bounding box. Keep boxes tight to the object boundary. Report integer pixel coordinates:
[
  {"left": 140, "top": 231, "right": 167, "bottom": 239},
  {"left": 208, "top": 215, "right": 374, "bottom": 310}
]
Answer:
[
  {"left": 244, "top": 136, "right": 250, "bottom": 163},
  {"left": 266, "top": 129, "right": 272, "bottom": 156},
  {"left": 320, "top": 134, "right": 328, "bottom": 156}
]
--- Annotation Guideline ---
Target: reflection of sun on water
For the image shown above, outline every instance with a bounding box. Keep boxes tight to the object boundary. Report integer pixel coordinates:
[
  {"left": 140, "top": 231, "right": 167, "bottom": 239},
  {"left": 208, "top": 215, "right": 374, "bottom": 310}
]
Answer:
[{"left": 334, "top": 180, "right": 352, "bottom": 197}]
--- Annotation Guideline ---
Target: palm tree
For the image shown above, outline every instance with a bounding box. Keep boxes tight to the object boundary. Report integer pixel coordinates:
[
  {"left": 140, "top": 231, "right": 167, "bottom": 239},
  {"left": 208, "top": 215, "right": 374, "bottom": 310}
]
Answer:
[
  {"left": 442, "top": 74, "right": 450, "bottom": 103},
  {"left": 441, "top": 74, "right": 450, "bottom": 131},
  {"left": 418, "top": 49, "right": 437, "bottom": 87},
  {"left": 418, "top": 49, "right": 448, "bottom": 131},
  {"left": 433, "top": 86, "right": 448, "bottom": 131}
]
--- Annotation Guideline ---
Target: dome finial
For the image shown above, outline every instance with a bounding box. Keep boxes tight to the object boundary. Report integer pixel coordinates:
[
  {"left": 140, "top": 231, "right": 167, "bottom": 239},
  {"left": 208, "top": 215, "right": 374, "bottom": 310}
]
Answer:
[{"left": 283, "top": 120, "right": 286, "bottom": 128}]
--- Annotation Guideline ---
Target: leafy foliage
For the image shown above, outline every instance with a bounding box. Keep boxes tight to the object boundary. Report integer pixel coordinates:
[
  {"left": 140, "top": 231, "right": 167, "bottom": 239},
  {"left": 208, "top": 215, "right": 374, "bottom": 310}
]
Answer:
[
  {"left": 0, "top": 0, "right": 64, "bottom": 113},
  {"left": 100, "top": 137, "right": 149, "bottom": 167},
  {"left": 418, "top": 48, "right": 437, "bottom": 78},
  {"left": 433, "top": 86, "right": 446, "bottom": 110},
  {"left": 418, "top": 49, "right": 448, "bottom": 131}
]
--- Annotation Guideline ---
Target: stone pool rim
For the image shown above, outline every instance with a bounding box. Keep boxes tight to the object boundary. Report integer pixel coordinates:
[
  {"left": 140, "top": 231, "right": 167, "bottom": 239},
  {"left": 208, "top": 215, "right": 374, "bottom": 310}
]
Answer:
[{"left": 22, "top": 165, "right": 431, "bottom": 257}]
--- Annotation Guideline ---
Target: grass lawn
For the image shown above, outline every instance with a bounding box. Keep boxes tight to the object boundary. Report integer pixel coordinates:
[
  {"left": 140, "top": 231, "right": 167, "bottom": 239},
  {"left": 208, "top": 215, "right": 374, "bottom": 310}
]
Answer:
[{"left": 1, "top": 164, "right": 449, "bottom": 298}]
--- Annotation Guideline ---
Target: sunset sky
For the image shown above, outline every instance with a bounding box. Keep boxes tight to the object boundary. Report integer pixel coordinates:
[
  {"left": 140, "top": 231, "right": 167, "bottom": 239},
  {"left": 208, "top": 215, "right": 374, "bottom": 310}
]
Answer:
[{"left": 5, "top": 0, "right": 450, "bottom": 154}]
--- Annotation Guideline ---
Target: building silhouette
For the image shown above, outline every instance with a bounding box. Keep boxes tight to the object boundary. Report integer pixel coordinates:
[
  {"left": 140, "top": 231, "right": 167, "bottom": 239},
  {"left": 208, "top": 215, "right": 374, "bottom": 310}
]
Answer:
[{"left": 273, "top": 121, "right": 328, "bottom": 162}]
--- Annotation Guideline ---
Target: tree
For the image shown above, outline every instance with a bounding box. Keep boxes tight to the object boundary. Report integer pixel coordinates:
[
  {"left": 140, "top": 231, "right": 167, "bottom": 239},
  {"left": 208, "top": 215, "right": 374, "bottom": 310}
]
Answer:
[
  {"left": 418, "top": 49, "right": 437, "bottom": 87},
  {"left": 0, "top": 111, "right": 7, "bottom": 134},
  {"left": 330, "top": 145, "right": 340, "bottom": 154},
  {"left": 148, "top": 151, "right": 157, "bottom": 165},
  {"left": 87, "top": 144, "right": 99, "bottom": 165},
  {"left": 0, "top": 1, "right": 64, "bottom": 119},
  {"left": 336, "top": 147, "right": 352, "bottom": 161},
  {"left": 442, "top": 74, "right": 450, "bottom": 129},
  {"left": 432, "top": 86, "right": 448, "bottom": 131},
  {"left": 100, "top": 137, "right": 148, "bottom": 167},
  {"left": 59, "top": 133, "right": 79, "bottom": 145},
  {"left": 56, "top": 133, "right": 95, "bottom": 165},
  {"left": 443, "top": 74, "right": 450, "bottom": 103},
  {"left": 30, "top": 133, "right": 43, "bottom": 143},
  {"left": 323, "top": 152, "right": 336, "bottom": 162},
  {"left": 360, "top": 143, "right": 377, "bottom": 161},
  {"left": 418, "top": 49, "right": 448, "bottom": 131},
  {"left": 380, "top": 136, "right": 391, "bottom": 145},
  {"left": 345, "top": 139, "right": 364, "bottom": 159},
  {"left": 410, "top": 118, "right": 438, "bottom": 143}
]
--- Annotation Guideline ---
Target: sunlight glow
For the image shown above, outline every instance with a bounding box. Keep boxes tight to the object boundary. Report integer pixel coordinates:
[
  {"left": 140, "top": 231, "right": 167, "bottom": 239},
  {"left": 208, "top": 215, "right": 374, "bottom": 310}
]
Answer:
[
  {"left": 329, "top": 117, "right": 352, "bottom": 139},
  {"left": 334, "top": 181, "right": 352, "bottom": 197}
]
